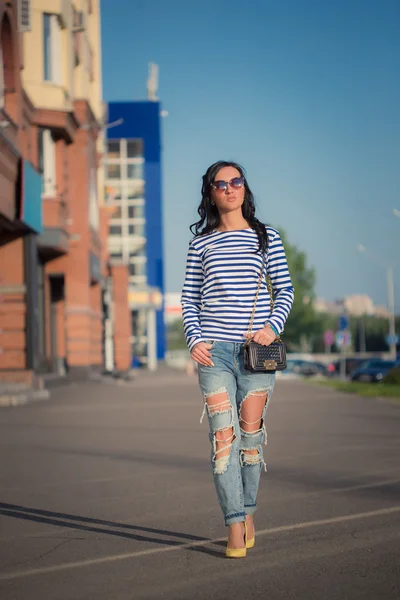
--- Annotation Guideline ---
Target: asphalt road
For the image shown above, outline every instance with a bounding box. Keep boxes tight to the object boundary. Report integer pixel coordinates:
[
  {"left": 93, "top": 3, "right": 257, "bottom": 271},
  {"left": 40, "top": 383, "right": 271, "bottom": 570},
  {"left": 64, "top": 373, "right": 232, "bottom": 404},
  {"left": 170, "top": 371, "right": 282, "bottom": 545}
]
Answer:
[{"left": 0, "top": 371, "right": 399, "bottom": 600}]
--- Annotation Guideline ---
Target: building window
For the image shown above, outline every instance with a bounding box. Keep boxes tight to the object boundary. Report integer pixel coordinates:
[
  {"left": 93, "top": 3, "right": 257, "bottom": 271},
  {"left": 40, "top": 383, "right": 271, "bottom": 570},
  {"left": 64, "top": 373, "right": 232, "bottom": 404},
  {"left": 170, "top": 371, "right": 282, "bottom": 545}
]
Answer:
[
  {"left": 43, "top": 15, "right": 51, "bottom": 80},
  {"left": 129, "top": 260, "right": 146, "bottom": 277},
  {"left": 110, "top": 250, "right": 122, "bottom": 260},
  {"left": 40, "top": 129, "right": 56, "bottom": 197},
  {"left": 127, "top": 182, "right": 144, "bottom": 199},
  {"left": 107, "top": 164, "right": 121, "bottom": 179},
  {"left": 128, "top": 223, "right": 145, "bottom": 236},
  {"left": 37, "top": 128, "right": 44, "bottom": 174},
  {"left": 127, "top": 205, "right": 144, "bottom": 219},
  {"left": 107, "top": 141, "right": 120, "bottom": 160},
  {"left": 109, "top": 225, "right": 122, "bottom": 235},
  {"left": 129, "top": 244, "right": 146, "bottom": 259},
  {"left": 105, "top": 185, "right": 121, "bottom": 203},
  {"left": 127, "top": 163, "right": 143, "bottom": 180},
  {"left": 43, "top": 14, "right": 61, "bottom": 84},
  {"left": 127, "top": 139, "right": 143, "bottom": 159},
  {"left": 18, "top": 0, "right": 32, "bottom": 32},
  {"left": 129, "top": 275, "right": 147, "bottom": 285}
]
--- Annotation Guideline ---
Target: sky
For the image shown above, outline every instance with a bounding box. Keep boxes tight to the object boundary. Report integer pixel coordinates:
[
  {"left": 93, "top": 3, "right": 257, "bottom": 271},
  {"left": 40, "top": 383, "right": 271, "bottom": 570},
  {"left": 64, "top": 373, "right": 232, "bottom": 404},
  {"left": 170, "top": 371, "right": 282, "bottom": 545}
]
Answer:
[{"left": 100, "top": 0, "right": 400, "bottom": 310}]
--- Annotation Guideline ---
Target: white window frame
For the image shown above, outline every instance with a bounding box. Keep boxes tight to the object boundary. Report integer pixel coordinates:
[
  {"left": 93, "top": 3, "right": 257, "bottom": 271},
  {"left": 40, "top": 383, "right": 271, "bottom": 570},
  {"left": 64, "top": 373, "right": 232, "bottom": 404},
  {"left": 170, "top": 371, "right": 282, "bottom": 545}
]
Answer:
[
  {"left": 44, "top": 14, "right": 62, "bottom": 84},
  {"left": 42, "top": 129, "right": 56, "bottom": 197}
]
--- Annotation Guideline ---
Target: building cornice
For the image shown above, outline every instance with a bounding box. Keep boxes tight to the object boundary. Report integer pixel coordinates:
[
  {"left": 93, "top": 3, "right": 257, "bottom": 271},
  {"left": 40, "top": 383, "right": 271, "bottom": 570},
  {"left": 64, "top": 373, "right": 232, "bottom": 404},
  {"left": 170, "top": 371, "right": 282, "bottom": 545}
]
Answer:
[{"left": 33, "top": 108, "right": 79, "bottom": 143}]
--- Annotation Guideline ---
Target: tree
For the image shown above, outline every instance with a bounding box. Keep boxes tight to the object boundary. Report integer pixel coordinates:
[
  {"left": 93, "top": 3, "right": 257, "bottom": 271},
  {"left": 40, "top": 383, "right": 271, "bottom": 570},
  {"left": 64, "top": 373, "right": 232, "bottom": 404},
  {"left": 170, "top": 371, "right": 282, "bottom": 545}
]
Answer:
[
  {"left": 278, "top": 229, "right": 320, "bottom": 350},
  {"left": 166, "top": 318, "right": 187, "bottom": 350}
]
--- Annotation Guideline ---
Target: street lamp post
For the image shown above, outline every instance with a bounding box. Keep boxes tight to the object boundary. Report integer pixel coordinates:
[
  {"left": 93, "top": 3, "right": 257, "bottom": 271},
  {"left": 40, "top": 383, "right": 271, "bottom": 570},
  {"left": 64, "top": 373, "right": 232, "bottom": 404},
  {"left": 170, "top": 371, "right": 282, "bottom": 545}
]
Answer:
[
  {"left": 387, "top": 266, "right": 397, "bottom": 359},
  {"left": 357, "top": 245, "right": 397, "bottom": 360}
]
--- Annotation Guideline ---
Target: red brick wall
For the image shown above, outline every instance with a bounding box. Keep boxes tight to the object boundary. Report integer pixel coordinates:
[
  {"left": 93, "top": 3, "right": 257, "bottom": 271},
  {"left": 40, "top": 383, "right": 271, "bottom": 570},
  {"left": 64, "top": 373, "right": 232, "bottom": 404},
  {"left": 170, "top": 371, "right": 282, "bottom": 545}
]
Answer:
[
  {"left": 0, "top": 238, "right": 26, "bottom": 371},
  {"left": 110, "top": 265, "right": 132, "bottom": 371}
]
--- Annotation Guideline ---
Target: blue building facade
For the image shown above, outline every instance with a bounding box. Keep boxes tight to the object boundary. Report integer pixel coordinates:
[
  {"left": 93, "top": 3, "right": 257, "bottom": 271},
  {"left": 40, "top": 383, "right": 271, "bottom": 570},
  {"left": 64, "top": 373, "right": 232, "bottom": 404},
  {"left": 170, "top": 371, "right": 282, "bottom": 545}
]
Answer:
[{"left": 105, "top": 101, "right": 166, "bottom": 364}]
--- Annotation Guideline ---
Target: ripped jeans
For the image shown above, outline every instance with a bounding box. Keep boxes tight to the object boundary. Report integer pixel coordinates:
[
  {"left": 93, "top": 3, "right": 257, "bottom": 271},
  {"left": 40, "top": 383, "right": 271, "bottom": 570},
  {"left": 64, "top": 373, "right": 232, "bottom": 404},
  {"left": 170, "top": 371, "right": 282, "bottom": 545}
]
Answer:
[{"left": 198, "top": 341, "right": 275, "bottom": 526}]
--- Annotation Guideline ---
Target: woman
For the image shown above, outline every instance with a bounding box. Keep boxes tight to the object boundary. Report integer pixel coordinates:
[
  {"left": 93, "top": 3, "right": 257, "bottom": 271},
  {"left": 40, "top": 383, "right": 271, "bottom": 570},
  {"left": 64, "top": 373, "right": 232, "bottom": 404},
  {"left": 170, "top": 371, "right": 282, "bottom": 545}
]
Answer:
[{"left": 181, "top": 161, "right": 294, "bottom": 558}]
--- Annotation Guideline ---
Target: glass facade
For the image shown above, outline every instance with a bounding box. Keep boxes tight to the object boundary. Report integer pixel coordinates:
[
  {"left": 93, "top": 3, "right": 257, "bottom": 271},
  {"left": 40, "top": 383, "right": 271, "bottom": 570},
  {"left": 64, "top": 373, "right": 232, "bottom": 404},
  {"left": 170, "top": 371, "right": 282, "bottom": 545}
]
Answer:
[{"left": 105, "top": 137, "right": 146, "bottom": 288}]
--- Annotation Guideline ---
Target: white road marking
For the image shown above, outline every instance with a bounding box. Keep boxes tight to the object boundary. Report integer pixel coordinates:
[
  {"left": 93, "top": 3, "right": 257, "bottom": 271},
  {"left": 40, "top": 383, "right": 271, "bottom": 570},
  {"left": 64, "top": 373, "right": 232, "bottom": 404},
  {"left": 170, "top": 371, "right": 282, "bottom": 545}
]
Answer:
[{"left": 0, "top": 505, "right": 399, "bottom": 581}]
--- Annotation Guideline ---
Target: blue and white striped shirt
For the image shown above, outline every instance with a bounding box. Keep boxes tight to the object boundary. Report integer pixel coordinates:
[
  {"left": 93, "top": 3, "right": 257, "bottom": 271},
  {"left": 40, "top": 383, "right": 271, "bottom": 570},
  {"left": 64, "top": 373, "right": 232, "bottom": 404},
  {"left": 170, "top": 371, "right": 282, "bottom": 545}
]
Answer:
[{"left": 181, "top": 226, "right": 294, "bottom": 351}]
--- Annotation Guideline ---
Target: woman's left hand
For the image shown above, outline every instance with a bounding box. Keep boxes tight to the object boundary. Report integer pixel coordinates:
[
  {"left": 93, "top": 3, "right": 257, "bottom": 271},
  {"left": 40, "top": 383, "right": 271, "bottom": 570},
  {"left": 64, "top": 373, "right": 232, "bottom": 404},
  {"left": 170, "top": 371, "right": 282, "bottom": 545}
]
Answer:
[{"left": 248, "top": 325, "right": 276, "bottom": 346}]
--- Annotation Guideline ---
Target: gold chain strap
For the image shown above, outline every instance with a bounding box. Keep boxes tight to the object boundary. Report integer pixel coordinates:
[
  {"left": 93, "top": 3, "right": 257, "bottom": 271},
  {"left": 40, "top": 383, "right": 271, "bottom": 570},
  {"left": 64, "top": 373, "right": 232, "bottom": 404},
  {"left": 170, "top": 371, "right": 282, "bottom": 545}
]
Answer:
[{"left": 245, "top": 256, "right": 280, "bottom": 343}]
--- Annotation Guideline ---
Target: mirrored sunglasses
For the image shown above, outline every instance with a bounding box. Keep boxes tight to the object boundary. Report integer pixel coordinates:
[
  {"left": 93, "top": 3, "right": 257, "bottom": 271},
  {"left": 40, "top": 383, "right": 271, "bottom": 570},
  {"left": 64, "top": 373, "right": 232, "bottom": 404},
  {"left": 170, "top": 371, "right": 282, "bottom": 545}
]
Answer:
[{"left": 211, "top": 177, "right": 244, "bottom": 191}]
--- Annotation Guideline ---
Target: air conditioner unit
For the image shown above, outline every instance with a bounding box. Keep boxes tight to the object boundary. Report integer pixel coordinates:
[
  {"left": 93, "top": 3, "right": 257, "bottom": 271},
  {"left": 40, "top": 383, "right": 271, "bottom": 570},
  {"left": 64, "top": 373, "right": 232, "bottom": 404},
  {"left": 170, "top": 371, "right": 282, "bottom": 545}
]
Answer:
[
  {"left": 59, "top": 0, "right": 71, "bottom": 29},
  {"left": 18, "top": 0, "right": 31, "bottom": 32},
  {"left": 73, "top": 10, "right": 85, "bottom": 32}
]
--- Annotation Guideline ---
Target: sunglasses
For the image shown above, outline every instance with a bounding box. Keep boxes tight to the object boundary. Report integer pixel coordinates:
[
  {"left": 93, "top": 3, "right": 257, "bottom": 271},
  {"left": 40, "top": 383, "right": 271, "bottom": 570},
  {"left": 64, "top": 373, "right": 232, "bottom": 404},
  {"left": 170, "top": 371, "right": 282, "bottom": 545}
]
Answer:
[{"left": 211, "top": 177, "right": 244, "bottom": 192}]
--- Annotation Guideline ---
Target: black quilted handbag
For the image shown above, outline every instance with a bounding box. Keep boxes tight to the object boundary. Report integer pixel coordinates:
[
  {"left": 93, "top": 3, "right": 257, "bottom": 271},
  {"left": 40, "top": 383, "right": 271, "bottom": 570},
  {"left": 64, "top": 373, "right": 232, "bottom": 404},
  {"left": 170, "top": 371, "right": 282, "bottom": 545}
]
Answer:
[
  {"left": 243, "top": 339, "right": 287, "bottom": 372},
  {"left": 243, "top": 259, "right": 287, "bottom": 372}
]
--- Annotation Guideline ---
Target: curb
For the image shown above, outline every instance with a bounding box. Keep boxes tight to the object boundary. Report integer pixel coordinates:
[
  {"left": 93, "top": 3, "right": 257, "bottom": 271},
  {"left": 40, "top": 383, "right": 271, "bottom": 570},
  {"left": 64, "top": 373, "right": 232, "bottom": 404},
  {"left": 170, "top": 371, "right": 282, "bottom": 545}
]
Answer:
[{"left": 0, "top": 389, "right": 50, "bottom": 408}]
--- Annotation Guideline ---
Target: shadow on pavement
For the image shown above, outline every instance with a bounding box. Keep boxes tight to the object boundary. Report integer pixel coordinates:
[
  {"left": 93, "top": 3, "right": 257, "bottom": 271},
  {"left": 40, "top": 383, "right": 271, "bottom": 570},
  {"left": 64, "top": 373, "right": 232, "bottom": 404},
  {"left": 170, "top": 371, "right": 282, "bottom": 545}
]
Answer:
[{"left": 0, "top": 502, "right": 224, "bottom": 558}]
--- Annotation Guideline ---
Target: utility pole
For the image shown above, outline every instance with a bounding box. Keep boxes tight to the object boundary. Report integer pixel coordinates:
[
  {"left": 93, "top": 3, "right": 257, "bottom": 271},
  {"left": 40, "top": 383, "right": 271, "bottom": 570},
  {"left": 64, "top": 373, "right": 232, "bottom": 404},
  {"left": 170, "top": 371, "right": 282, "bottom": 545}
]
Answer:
[{"left": 387, "top": 266, "right": 397, "bottom": 360}]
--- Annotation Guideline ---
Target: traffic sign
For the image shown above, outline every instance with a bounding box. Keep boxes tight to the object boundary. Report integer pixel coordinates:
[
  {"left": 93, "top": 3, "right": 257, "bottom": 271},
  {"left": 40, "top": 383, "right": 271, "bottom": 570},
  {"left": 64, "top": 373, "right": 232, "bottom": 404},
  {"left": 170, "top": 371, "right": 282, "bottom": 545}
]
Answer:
[
  {"left": 339, "top": 315, "right": 349, "bottom": 331},
  {"left": 386, "top": 334, "right": 399, "bottom": 346},
  {"left": 323, "top": 330, "right": 334, "bottom": 346},
  {"left": 335, "top": 330, "right": 351, "bottom": 348}
]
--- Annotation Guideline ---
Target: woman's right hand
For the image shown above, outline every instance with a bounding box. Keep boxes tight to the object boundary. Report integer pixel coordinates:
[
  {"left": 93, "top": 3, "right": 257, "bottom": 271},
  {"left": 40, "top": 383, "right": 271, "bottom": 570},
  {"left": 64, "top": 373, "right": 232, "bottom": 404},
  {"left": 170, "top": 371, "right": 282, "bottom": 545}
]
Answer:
[{"left": 191, "top": 342, "right": 214, "bottom": 367}]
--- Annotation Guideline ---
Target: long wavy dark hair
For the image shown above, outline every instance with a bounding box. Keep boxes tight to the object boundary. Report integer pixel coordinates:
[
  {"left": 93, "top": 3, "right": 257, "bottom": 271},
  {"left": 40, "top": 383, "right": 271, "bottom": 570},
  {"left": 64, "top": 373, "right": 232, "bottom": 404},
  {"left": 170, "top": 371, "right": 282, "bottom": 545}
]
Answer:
[{"left": 190, "top": 161, "right": 268, "bottom": 254}]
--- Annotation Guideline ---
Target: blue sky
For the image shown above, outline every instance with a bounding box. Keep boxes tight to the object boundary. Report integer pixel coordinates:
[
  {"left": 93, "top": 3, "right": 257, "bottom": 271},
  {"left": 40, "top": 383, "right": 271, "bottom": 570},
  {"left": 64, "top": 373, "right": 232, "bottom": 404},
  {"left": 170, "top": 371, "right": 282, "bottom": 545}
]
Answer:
[{"left": 101, "top": 0, "right": 400, "bottom": 310}]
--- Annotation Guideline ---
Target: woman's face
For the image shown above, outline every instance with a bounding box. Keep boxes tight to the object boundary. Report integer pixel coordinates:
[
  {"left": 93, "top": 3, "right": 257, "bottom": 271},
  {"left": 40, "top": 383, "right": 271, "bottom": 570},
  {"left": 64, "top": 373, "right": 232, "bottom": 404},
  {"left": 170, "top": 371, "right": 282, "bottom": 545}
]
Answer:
[{"left": 210, "top": 166, "right": 245, "bottom": 213}]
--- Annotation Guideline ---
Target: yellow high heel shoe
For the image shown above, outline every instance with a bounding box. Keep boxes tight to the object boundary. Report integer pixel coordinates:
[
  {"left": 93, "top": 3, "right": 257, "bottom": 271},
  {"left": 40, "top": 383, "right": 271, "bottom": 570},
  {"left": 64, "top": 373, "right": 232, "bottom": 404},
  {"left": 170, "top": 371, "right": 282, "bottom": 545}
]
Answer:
[
  {"left": 245, "top": 528, "right": 255, "bottom": 549},
  {"left": 226, "top": 523, "right": 247, "bottom": 559}
]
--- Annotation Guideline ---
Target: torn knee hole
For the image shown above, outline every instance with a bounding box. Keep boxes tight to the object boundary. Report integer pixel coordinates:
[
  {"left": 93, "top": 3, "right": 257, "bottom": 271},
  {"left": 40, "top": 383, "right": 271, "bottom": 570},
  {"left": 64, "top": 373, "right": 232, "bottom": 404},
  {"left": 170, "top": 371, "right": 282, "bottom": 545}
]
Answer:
[
  {"left": 214, "top": 427, "right": 235, "bottom": 457},
  {"left": 205, "top": 391, "right": 231, "bottom": 415},
  {"left": 242, "top": 448, "right": 258, "bottom": 456},
  {"left": 239, "top": 391, "right": 268, "bottom": 433},
  {"left": 213, "top": 427, "right": 235, "bottom": 475},
  {"left": 215, "top": 427, "right": 234, "bottom": 442},
  {"left": 241, "top": 447, "right": 265, "bottom": 469}
]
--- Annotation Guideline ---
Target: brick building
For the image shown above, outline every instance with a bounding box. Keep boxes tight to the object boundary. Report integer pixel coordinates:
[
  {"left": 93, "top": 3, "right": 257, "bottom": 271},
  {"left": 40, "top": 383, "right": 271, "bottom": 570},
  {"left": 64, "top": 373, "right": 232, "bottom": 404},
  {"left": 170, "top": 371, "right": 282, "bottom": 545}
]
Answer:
[
  {"left": 0, "top": 0, "right": 131, "bottom": 385},
  {"left": 0, "top": 0, "right": 43, "bottom": 385}
]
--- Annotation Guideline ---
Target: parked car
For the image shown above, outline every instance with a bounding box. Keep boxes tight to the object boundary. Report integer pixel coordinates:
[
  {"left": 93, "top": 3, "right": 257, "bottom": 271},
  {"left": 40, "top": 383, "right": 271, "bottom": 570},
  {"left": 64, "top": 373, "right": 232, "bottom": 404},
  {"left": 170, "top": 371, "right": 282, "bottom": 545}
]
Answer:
[
  {"left": 351, "top": 360, "right": 398, "bottom": 383},
  {"left": 284, "top": 359, "right": 327, "bottom": 377},
  {"left": 325, "top": 357, "right": 370, "bottom": 378}
]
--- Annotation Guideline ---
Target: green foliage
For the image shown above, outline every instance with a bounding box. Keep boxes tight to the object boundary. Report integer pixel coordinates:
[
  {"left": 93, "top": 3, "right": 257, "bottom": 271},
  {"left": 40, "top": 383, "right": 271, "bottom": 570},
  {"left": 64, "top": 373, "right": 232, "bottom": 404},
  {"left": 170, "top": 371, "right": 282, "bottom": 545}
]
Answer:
[
  {"left": 384, "top": 368, "right": 400, "bottom": 385},
  {"left": 278, "top": 230, "right": 320, "bottom": 350},
  {"left": 166, "top": 318, "right": 187, "bottom": 350},
  {"left": 314, "top": 379, "right": 400, "bottom": 400}
]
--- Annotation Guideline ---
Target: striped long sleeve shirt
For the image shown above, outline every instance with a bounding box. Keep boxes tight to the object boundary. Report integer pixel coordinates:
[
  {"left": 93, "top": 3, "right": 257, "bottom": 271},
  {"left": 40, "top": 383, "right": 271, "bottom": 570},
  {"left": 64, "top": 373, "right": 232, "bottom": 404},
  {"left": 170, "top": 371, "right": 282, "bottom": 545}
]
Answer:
[{"left": 180, "top": 226, "right": 294, "bottom": 352}]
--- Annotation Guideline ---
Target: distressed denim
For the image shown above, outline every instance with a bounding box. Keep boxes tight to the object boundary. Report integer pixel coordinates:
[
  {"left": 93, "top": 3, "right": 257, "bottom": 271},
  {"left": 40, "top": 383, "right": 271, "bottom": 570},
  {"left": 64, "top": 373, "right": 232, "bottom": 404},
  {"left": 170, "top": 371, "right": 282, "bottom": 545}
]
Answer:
[{"left": 198, "top": 341, "right": 275, "bottom": 526}]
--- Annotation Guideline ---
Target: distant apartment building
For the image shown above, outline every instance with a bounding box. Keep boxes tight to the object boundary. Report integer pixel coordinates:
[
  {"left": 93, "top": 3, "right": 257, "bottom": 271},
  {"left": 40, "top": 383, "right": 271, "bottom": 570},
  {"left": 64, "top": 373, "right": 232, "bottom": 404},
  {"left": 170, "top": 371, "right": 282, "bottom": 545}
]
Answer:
[
  {"left": 105, "top": 101, "right": 165, "bottom": 369},
  {"left": 0, "top": 0, "right": 131, "bottom": 385},
  {"left": 314, "top": 294, "right": 390, "bottom": 318}
]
